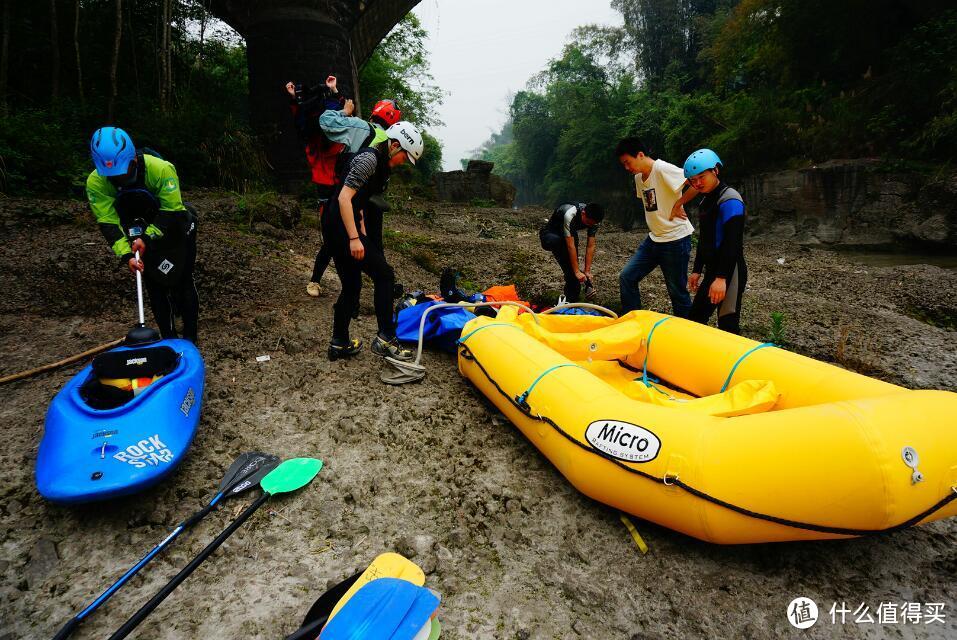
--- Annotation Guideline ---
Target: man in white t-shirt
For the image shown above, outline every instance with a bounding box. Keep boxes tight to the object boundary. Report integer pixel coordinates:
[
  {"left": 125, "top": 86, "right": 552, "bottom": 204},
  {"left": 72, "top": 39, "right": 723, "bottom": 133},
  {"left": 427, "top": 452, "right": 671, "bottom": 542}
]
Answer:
[{"left": 614, "top": 137, "right": 698, "bottom": 316}]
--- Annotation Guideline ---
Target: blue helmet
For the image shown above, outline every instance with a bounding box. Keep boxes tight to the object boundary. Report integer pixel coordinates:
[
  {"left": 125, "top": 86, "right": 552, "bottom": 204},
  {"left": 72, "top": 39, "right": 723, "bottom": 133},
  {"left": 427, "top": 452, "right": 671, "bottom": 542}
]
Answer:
[
  {"left": 90, "top": 127, "right": 136, "bottom": 177},
  {"left": 683, "top": 148, "right": 722, "bottom": 179}
]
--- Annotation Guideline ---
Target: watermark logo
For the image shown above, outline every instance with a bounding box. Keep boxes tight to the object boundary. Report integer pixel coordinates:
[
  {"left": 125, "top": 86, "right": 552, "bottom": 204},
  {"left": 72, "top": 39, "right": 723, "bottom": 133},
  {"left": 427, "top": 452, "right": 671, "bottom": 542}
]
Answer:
[
  {"left": 788, "top": 598, "right": 947, "bottom": 628},
  {"left": 829, "top": 601, "right": 947, "bottom": 625},
  {"left": 788, "top": 597, "right": 819, "bottom": 629}
]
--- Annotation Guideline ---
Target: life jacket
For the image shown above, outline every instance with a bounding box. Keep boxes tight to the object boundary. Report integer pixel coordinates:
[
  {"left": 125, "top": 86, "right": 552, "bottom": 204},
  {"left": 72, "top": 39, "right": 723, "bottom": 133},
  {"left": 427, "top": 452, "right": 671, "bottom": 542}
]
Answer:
[
  {"left": 306, "top": 121, "right": 380, "bottom": 188},
  {"left": 305, "top": 141, "right": 347, "bottom": 188},
  {"left": 114, "top": 151, "right": 160, "bottom": 233},
  {"left": 540, "top": 202, "right": 586, "bottom": 250},
  {"left": 322, "top": 147, "right": 391, "bottom": 248},
  {"left": 115, "top": 151, "right": 193, "bottom": 286}
]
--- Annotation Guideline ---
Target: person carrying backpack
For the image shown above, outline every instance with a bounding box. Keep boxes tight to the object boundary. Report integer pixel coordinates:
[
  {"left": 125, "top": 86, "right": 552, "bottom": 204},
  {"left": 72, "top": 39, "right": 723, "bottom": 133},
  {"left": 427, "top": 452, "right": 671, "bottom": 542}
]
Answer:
[
  {"left": 322, "top": 121, "right": 424, "bottom": 361},
  {"left": 284, "top": 76, "right": 402, "bottom": 296},
  {"left": 85, "top": 127, "right": 199, "bottom": 343}
]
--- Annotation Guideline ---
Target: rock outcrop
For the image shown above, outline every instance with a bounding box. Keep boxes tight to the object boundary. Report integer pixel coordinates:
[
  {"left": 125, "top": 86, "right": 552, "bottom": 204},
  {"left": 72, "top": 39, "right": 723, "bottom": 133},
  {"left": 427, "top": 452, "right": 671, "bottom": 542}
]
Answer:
[
  {"left": 434, "top": 160, "right": 517, "bottom": 208},
  {"left": 742, "top": 159, "right": 957, "bottom": 248}
]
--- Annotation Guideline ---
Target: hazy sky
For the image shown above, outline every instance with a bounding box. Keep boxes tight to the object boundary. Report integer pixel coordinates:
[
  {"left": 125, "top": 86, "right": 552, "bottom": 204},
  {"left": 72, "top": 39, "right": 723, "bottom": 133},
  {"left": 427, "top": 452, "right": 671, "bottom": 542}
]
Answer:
[{"left": 411, "top": 0, "right": 623, "bottom": 170}]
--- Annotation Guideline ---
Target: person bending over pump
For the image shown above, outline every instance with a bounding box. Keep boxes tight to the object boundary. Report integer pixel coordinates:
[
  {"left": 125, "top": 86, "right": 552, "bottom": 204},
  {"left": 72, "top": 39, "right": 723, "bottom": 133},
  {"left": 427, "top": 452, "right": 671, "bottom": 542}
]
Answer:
[
  {"left": 682, "top": 149, "right": 747, "bottom": 334},
  {"left": 615, "top": 137, "right": 699, "bottom": 316},
  {"left": 285, "top": 75, "right": 403, "bottom": 297},
  {"left": 86, "top": 127, "right": 199, "bottom": 343},
  {"left": 322, "top": 121, "right": 424, "bottom": 361},
  {"left": 539, "top": 202, "right": 604, "bottom": 302}
]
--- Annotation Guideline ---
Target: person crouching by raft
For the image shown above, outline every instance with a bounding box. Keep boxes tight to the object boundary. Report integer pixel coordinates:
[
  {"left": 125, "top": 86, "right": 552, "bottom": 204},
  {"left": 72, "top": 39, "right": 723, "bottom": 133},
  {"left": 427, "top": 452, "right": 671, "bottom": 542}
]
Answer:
[
  {"left": 86, "top": 127, "right": 199, "bottom": 343},
  {"left": 323, "top": 121, "right": 424, "bottom": 361},
  {"left": 681, "top": 149, "right": 747, "bottom": 335},
  {"left": 538, "top": 202, "right": 604, "bottom": 302}
]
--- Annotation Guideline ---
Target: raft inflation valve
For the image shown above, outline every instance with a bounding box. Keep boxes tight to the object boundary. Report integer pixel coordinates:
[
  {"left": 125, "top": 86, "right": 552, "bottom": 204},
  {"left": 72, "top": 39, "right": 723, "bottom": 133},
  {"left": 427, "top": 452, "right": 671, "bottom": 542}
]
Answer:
[{"left": 901, "top": 446, "right": 924, "bottom": 484}]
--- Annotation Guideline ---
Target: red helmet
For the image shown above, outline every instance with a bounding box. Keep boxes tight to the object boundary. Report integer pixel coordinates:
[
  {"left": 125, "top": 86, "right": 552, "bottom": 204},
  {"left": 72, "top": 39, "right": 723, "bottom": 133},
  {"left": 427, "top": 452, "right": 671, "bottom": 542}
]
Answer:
[{"left": 371, "top": 99, "right": 402, "bottom": 127}]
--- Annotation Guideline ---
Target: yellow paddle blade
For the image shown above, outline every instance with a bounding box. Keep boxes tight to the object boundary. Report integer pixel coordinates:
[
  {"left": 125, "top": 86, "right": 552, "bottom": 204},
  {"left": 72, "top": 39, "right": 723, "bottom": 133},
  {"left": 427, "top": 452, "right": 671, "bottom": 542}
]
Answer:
[{"left": 328, "top": 552, "right": 425, "bottom": 620}]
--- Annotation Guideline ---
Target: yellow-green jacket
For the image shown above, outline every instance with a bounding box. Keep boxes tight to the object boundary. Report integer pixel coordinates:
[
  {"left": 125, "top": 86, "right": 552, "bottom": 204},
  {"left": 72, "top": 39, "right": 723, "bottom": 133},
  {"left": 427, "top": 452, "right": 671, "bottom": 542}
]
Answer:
[{"left": 85, "top": 153, "right": 187, "bottom": 262}]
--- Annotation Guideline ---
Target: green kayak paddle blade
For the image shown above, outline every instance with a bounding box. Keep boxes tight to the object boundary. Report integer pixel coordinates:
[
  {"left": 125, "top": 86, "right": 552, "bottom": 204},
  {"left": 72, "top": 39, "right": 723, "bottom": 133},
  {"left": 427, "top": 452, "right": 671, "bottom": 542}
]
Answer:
[{"left": 261, "top": 457, "right": 323, "bottom": 495}]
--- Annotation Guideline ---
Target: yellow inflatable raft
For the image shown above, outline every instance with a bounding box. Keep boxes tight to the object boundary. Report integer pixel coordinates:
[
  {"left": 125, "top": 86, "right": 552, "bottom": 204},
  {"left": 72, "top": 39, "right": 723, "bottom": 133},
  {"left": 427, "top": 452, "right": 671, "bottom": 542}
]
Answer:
[{"left": 457, "top": 308, "right": 957, "bottom": 544}]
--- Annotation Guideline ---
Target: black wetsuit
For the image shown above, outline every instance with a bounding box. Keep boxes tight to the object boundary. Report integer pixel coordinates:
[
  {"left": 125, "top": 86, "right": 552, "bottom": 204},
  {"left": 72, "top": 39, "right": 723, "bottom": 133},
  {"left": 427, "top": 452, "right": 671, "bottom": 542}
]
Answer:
[
  {"left": 321, "top": 147, "right": 394, "bottom": 343},
  {"left": 110, "top": 155, "right": 199, "bottom": 343},
  {"left": 689, "top": 182, "right": 747, "bottom": 334},
  {"left": 539, "top": 202, "right": 598, "bottom": 301}
]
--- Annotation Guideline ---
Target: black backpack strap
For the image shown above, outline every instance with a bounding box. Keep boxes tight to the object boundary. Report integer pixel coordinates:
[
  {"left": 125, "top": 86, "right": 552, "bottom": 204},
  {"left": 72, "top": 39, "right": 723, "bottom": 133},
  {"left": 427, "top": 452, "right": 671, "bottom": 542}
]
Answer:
[{"left": 359, "top": 122, "right": 376, "bottom": 149}]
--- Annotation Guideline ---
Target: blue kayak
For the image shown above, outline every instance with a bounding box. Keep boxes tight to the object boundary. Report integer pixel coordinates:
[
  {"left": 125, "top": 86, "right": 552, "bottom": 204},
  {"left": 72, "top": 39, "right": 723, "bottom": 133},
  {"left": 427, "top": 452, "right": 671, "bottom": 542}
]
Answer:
[{"left": 36, "top": 338, "right": 205, "bottom": 504}]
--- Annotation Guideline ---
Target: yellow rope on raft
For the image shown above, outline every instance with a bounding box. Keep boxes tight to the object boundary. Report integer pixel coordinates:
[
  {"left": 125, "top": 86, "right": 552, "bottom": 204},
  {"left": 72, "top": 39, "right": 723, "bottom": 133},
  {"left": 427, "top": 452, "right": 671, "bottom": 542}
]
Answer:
[{"left": 619, "top": 513, "right": 649, "bottom": 554}]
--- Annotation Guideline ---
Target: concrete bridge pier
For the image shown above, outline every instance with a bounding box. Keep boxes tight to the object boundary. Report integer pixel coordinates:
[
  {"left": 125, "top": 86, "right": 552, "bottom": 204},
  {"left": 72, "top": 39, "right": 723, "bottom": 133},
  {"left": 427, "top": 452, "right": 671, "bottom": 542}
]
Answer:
[
  {"left": 245, "top": 17, "right": 359, "bottom": 186},
  {"left": 211, "top": 0, "right": 421, "bottom": 188}
]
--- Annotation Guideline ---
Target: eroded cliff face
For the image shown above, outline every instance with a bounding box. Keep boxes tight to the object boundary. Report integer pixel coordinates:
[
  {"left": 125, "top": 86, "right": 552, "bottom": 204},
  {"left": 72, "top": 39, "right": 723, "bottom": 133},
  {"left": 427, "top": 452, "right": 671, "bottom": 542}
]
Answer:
[
  {"left": 433, "top": 160, "right": 517, "bottom": 208},
  {"left": 741, "top": 160, "right": 957, "bottom": 249}
]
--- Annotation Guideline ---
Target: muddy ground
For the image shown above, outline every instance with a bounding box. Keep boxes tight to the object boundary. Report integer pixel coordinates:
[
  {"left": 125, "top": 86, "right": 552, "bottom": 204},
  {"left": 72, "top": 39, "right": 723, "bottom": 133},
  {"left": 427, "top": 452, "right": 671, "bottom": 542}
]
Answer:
[{"left": 0, "top": 193, "right": 955, "bottom": 640}]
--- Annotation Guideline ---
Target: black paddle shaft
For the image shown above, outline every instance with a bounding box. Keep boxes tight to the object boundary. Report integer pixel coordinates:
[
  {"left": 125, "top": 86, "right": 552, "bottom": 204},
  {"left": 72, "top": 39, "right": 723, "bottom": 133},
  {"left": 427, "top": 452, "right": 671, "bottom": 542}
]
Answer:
[{"left": 107, "top": 492, "right": 270, "bottom": 640}]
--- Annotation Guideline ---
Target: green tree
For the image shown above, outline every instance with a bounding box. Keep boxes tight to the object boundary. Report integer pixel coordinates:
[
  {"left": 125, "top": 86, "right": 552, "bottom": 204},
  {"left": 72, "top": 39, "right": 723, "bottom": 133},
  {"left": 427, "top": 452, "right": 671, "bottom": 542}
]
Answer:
[{"left": 359, "top": 13, "right": 444, "bottom": 129}]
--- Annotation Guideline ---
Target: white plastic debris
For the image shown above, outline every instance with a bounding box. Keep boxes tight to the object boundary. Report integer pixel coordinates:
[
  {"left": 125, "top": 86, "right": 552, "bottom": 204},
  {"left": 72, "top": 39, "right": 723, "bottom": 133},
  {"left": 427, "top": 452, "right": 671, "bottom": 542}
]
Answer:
[
  {"left": 255, "top": 355, "right": 271, "bottom": 363},
  {"left": 776, "top": 257, "right": 786, "bottom": 265}
]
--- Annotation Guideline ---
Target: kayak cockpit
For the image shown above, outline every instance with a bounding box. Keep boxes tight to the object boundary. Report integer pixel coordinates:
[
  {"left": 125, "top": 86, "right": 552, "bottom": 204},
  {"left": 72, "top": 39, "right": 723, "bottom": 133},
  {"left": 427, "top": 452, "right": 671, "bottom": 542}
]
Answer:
[{"left": 79, "top": 345, "right": 181, "bottom": 410}]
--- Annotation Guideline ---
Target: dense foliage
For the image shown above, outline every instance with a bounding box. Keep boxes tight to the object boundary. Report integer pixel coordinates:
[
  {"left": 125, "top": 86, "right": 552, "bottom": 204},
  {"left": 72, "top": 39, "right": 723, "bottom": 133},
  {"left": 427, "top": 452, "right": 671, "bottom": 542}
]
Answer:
[
  {"left": 473, "top": 0, "right": 957, "bottom": 215},
  {"left": 360, "top": 14, "right": 445, "bottom": 188},
  {"left": 0, "top": 3, "right": 442, "bottom": 195}
]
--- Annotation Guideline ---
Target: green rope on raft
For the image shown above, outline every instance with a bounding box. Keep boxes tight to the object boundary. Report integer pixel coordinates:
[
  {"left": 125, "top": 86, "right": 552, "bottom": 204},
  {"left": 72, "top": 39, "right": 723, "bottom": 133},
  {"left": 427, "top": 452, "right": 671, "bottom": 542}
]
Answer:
[{"left": 515, "top": 364, "right": 581, "bottom": 410}]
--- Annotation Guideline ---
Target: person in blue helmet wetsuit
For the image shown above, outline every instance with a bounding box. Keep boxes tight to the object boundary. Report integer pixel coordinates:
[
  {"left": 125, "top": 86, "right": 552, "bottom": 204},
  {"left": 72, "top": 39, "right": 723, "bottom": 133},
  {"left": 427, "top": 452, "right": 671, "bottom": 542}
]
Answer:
[
  {"left": 679, "top": 148, "right": 747, "bottom": 334},
  {"left": 85, "top": 127, "right": 199, "bottom": 343}
]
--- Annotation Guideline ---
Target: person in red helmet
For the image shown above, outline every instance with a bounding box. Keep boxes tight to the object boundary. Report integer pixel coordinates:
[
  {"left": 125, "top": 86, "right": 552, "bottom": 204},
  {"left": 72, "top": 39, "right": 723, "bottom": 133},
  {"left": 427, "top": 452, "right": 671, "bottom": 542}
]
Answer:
[{"left": 284, "top": 76, "right": 403, "bottom": 297}]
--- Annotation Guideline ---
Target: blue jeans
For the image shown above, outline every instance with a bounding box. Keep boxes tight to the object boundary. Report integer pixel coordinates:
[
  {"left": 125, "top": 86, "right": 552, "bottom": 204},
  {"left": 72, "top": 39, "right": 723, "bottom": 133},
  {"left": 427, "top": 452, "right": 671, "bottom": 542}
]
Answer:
[{"left": 619, "top": 235, "right": 692, "bottom": 317}]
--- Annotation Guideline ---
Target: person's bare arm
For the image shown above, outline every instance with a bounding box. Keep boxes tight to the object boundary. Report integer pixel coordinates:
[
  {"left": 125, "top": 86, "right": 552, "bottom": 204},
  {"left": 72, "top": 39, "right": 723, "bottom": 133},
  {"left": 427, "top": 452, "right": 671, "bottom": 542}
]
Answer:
[
  {"left": 584, "top": 236, "right": 596, "bottom": 276},
  {"left": 565, "top": 236, "right": 585, "bottom": 281},
  {"left": 338, "top": 186, "right": 364, "bottom": 260},
  {"left": 671, "top": 185, "right": 700, "bottom": 220}
]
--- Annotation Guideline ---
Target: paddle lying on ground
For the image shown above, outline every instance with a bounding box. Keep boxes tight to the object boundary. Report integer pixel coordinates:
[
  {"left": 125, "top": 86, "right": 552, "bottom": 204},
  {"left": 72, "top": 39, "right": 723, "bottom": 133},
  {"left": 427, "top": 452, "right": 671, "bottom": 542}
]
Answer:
[
  {"left": 107, "top": 457, "right": 323, "bottom": 640},
  {"left": 51, "top": 451, "right": 280, "bottom": 640},
  {"left": 319, "top": 577, "right": 440, "bottom": 640},
  {"left": 284, "top": 573, "right": 362, "bottom": 640},
  {"left": 285, "top": 552, "right": 426, "bottom": 640}
]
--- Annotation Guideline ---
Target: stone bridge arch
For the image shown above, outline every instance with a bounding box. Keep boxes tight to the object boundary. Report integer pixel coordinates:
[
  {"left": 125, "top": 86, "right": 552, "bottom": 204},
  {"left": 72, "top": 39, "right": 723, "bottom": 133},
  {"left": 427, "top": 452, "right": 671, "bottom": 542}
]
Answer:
[{"left": 210, "top": 0, "right": 422, "bottom": 185}]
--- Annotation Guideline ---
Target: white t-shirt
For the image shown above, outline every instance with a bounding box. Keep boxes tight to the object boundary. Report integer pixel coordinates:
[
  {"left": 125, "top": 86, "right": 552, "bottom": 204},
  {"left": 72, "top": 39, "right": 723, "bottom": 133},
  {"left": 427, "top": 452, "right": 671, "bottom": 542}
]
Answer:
[{"left": 635, "top": 158, "right": 694, "bottom": 242}]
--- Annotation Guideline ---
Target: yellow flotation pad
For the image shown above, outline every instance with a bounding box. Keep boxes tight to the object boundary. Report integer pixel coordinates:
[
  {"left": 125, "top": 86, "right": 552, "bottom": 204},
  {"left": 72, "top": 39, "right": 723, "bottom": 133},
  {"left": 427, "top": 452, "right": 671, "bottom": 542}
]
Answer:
[
  {"left": 575, "top": 360, "right": 780, "bottom": 417},
  {"left": 457, "top": 309, "right": 957, "bottom": 544},
  {"left": 100, "top": 375, "right": 162, "bottom": 395}
]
